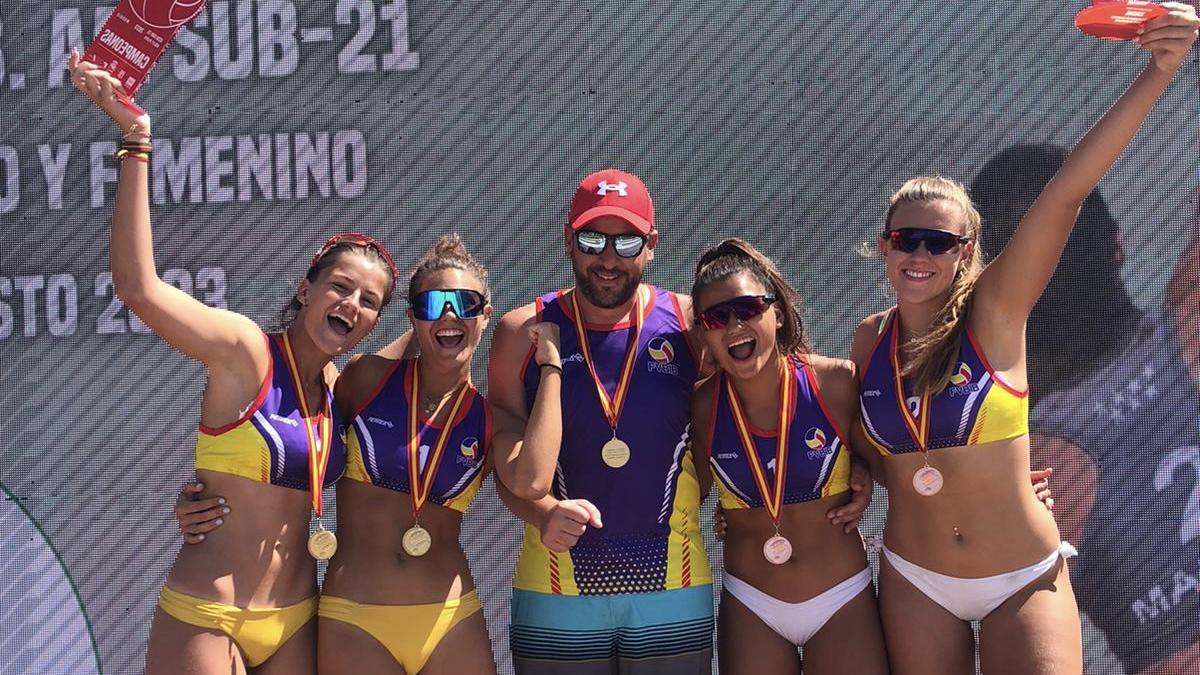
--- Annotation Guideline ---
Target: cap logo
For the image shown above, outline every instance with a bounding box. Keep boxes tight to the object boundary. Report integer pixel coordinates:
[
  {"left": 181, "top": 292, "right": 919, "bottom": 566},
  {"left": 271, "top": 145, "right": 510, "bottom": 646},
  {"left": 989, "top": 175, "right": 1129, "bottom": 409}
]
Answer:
[{"left": 596, "top": 180, "right": 628, "bottom": 197}]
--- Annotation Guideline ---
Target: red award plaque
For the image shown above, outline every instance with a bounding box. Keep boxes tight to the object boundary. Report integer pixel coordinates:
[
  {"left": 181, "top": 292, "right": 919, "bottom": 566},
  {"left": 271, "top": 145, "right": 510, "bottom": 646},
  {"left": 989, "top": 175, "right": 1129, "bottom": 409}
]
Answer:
[
  {"left": 81, "top": 0, "right": 208, "bottom": 113},
  {"left": 1076, "top": 1, "right": 1168, "bottom": 41}
]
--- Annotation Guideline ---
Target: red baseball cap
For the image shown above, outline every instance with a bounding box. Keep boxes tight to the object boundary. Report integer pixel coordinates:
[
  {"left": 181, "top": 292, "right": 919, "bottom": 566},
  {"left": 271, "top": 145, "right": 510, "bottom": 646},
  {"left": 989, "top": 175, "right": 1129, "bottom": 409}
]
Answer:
[{"left": 567, "top": 169, "right": 654, "bottom": 234}]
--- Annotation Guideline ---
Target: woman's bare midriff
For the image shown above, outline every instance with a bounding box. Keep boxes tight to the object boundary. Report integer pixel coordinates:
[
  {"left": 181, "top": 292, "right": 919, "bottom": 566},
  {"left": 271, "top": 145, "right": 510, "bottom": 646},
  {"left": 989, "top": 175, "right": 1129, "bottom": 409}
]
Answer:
[
  {"left": 321, "top": 478, "right": 474, "bottom": 605},
  {"left": 882, "top": 435, "right": 1063, "bottom": 577},
  {"left": 723, "top": 491, "right": 870, "bottom": 603},
  {"left": 165, "top": 470, "right": 319, "bottom": 607}
]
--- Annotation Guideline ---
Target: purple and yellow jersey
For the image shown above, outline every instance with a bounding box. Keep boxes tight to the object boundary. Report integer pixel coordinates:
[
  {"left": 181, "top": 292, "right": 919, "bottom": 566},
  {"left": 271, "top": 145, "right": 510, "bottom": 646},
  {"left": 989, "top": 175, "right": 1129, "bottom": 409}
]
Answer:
[
  {"left": 195, "top": 333, "right": 345, "bottom": 490},
  {"left": 514, "top": 286, "right": 711, "bottom": 596},
  {"left": 709, "top": 355, "right": 851, "bottom": 511},
  {"left": 343, "top": 359, "right": 490, "bottom": 513},
  {"left": 858, "top": 309, "right": 1029, "bottom": 455}
]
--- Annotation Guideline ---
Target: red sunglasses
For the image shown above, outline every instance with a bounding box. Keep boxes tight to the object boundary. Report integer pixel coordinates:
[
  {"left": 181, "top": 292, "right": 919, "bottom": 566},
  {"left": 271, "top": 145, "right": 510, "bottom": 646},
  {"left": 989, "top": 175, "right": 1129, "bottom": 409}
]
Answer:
[
  {"left": 310, "top": 232, "right": 398, "bottom": 280},
  {"left": 698, "top": 294, "right": 777, "bottom": 330}
]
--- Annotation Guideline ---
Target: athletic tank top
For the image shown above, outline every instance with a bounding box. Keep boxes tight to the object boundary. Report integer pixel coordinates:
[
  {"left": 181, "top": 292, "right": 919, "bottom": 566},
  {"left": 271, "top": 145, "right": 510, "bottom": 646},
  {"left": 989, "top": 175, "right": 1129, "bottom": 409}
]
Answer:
[
  {"left": 858, "top": 309, "right": 1029, "bottom": 454},
  {"left": 709, "top": 354, "right": 851, "bottom": 511},
  {"left": 195, "top": 333, "right": 345, "bottom": 490},
  {"left": 344, "top": 359, "right": 490, "bottom": 513},
  {"left": 1032, "top": 309, "right": 1200, "bottom": 671},
  {"left": 513, "top": 286, "right": 711, "bottom": 595}
]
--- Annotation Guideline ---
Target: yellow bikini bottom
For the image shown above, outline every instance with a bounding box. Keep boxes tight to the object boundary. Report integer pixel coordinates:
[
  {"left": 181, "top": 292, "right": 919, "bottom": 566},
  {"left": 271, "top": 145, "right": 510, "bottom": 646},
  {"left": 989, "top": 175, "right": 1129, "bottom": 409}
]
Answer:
[
  {"left": 157, "top": 585, "right": 317, "bottom": 667},
  {"left": 318, "top": 591, "right": 482, "bottom": 672}
]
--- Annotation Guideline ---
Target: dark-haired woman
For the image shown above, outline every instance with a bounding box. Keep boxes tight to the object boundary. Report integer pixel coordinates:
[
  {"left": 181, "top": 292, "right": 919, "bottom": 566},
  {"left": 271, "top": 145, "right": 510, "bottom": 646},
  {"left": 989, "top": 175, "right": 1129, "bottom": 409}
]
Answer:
[
  {"left": 68, "top": 54, "right": 397, "bottom": 673},
  {"left": 849, "top": 8, "right": 1198, "bottom": 673},
  {"left": 691, "top": 239, "right": 889, "bottom": 675}
]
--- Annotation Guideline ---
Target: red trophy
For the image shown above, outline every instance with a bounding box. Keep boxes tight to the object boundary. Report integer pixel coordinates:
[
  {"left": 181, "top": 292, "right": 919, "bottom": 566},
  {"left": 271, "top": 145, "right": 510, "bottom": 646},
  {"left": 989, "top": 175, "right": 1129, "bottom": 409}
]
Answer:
[
  {"left": 1075, "top": 1, "right": 1168, "bottom": 40},
  {"left": 81, "top": 0, "right": 208, "bottom": 113}
]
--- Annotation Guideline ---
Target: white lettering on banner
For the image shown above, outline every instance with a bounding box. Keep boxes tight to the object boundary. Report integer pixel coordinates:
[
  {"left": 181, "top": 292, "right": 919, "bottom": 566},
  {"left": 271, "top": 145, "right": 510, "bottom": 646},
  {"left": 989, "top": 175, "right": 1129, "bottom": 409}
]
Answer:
[
  {"left": 0, "top": 269, "right": 227, "bottom": 340},
  {"left": 89, "top": 142, "right": 118, "bottom": 209},
  {"left": 162, "top": 1, "right": 420, "bottom": 83},
  {"left": 85, "top": 132, "right": 366, "bottom": 208},
  {"left": 0, "top": 145, "right": 17, "bottom": 213},
  {"left": 13, "top": 276, "right": 45, "bottom": 338},
  {"left": 46, "top": 274, "right": 79, "bottom": 337},
  {"left": 38, "top": 144, "right": 72, "bottom": 210},
  {"left": 0, "top": 277, "right": 12, "bottom": 340},
  {"left": 44, "top": 2, "right": 418, "bottom": 89}
]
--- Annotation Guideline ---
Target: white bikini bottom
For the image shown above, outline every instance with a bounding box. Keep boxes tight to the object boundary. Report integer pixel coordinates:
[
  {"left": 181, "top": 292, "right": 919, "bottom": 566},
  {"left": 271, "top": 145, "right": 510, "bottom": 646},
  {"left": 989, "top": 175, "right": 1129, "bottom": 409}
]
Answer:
[
  {"left": 881, "top": 541, "right": 1077, "bottom": 621},
  {"left": 723, "top": 567, "right": 872, "bottom": 646}
]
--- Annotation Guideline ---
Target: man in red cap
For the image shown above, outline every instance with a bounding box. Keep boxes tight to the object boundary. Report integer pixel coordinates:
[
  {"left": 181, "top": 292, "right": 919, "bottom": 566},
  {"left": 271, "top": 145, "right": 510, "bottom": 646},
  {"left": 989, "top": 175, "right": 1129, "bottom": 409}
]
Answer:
[{"left": 488, "top": 168, "right": 720, "bottom": 674}]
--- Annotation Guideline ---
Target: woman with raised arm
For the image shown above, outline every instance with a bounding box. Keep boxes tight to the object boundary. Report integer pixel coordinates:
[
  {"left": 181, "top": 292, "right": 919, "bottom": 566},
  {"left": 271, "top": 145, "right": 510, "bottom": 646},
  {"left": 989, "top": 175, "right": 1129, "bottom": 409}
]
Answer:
[
  {"left": 68, "top": 54, "right": 397, "bottom": 674},
  {"left": 691, "top": 239, "right": 888, "bottom": 675},
  {"left": 848, "top": 7, "right": 1199, "bottom": 672}
]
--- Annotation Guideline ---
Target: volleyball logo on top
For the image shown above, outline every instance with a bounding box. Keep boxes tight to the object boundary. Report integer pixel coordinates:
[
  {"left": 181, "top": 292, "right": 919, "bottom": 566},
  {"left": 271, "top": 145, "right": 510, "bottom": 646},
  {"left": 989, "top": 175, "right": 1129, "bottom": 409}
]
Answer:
[
  {"left": 948, "top": 362, "right": 981, "bottom": 397},
  {"left": 130, "top": 0, "right": 208, "bottom": 30},
  {"left": 805, "top": 427, "right": 834, "bottom": 460},
  {"left": 646, "top": 337, "right": 679, "bottom": 376}
]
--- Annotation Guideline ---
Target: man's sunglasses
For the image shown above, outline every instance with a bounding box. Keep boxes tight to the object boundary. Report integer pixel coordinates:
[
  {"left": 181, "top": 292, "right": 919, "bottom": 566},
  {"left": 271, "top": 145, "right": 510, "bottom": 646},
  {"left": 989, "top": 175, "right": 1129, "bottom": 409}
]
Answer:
[
  {"left": 698, "top": 294, "right": 777, "bottom": 331},
  {"left": 311, "top": 232, "right": 398, "bottom": 280},
  {"left": 574, "top": 230, "right": 648, "bottom": 259},
  {"left": 411, "top": 289, "right": 488, "bottom": 321},
  {"left": 883, "top": 228, "right": 972, "bottom": 255}
]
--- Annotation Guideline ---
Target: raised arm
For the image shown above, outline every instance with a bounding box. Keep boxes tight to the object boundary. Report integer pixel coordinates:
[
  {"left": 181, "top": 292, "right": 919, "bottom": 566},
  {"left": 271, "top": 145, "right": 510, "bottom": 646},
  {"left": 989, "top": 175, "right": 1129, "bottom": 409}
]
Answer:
[
  {"left": 975, "top": 4, "right": 1200, "bottom": 323},
  {"left": 68, "top": 52, "right": 263, "bottom": 369},
  {"left": 487, "top": 304, "right": 562, "bottom": 500}
]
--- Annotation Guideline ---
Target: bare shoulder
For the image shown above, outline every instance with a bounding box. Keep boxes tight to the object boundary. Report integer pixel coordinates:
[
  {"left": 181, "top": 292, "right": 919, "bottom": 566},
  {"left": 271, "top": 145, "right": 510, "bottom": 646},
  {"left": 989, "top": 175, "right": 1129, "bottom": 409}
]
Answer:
[
  {"left": 848, "top": 310, "right": 889, "bottom": 366},
  {"left": 805, "top": 352, "right": 857, "bottom": 389},
  {"left": 496, "top": 301, "right": 540, "bottom": 337},
  {"left": 335, "top": 353, "right": 399, "bottom": 412}
]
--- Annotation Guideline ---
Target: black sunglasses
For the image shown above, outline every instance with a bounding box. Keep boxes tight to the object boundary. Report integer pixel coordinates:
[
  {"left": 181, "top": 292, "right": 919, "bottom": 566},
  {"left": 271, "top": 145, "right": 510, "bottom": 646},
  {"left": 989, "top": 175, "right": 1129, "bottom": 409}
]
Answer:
[
  {"left": 574, "top": 230, "right": 648, "bottom": 259},
  {"left": 698, "top": 295, "right": 777, "bottom": 331},
  {"left": 883, "top": 228, "right": 972, "bottom": 255}
]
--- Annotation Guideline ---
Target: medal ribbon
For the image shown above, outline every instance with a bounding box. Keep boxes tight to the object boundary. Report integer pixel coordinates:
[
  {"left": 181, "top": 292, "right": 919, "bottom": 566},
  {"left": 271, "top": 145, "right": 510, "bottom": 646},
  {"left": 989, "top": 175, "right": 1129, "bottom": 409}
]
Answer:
[
  {"left": 725, "top": 354, "right": 795, "bottom": 529},
  {"left": 888, "top": 313, "right": 932, "bottom": 460},
  {"left": 407, "top": 360, "right": 472, "bottom": 520},
  {"left": 567, "top": 286, "right": 645, "bottom": 436},
  {"left": 279, "top": 332, "right": 334, "bottom": 518}
]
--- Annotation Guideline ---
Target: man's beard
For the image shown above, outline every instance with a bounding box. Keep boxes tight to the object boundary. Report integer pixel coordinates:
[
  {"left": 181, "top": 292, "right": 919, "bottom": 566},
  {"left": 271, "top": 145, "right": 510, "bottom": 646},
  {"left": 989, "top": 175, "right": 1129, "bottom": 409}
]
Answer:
[{"left": 574, "top": 265, "right": 641, "bottom": 309}]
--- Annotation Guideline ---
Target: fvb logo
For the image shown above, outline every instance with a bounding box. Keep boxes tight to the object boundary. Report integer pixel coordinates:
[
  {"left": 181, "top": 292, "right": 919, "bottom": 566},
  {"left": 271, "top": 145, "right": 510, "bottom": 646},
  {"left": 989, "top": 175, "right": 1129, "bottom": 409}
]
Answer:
[
  {"left": 949, "top": 362, "right": 982, "bottom": 397},
  {"left": 130, "top": 0, "right": 208, "bottom": 29},
  {"left": 646, "top": 337, "right": 679, "bottom": 376},
  {"left": 458, "top": 437, "right": 480, "bottom": 466},
  {"left": 805, "top": 427, "right": 833, "bottom": 459}
]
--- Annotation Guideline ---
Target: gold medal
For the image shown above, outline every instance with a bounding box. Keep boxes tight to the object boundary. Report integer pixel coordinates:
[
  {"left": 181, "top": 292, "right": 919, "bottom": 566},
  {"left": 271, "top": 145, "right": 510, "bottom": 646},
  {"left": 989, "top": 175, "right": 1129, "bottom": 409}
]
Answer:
[
  {"left": 404, "top": 361, "right": 472, "bottom": 559},
  {"left": 402, "top": 525, "right": 432, "bottom": 557},
  {"left": 280, "top": 332, "right": 337, "bottom": 560},
  {"left": 763, "top": 534, "right": 793, "bottom": 565},
  {"left": 601, "top": 437, "right": 631, "bottom": 469},
  {"left": 307, "top": 528, "right": 338, "bottom": 560},
  {"left": 913, "top": 465, "right": 944, "bottom": 496},
  {"left": 568, "top": 287, "right": 645, "bottom": 473}
]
